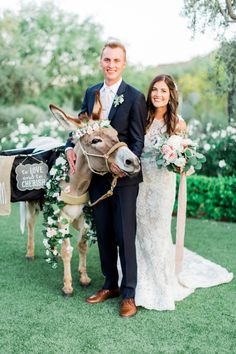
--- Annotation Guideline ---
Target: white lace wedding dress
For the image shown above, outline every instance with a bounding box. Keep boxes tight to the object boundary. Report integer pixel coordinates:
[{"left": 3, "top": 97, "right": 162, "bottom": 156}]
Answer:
[{"left": 135, "top": 119, "right": 233, "bottom": 311}]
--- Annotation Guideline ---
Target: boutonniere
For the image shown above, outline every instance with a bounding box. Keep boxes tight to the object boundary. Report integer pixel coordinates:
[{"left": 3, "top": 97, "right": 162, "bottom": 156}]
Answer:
[{"left": 113, "top": 94, "right": 124, "bottom": 107}]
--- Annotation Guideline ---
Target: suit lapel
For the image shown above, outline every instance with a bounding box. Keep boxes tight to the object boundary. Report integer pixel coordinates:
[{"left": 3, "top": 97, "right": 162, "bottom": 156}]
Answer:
[{"left": 108, "top": 80, "right": 127, "bottom": 122}]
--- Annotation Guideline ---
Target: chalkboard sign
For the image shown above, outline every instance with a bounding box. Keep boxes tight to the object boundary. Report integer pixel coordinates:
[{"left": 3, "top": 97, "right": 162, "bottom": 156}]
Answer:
[{"left": 15, "top": 162, "right": 48, "bottom": 191}]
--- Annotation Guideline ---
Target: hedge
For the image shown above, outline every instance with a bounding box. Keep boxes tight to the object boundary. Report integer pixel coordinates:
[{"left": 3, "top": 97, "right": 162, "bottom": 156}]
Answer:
[{"left": 174, "top": 175, "right": 236, "bottom": 222}]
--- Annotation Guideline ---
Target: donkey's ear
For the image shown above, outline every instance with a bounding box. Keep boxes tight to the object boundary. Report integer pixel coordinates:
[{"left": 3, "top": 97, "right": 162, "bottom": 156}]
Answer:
[
  {"left": 49, "top": 104, "right": 83, "bottom": 131},
  {"left": 91, "top": 90, "right": 102, "bottom": 120}
]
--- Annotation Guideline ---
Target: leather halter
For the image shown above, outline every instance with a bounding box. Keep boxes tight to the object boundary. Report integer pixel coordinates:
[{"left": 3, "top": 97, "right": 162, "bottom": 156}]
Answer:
[
  {"left": 78, "top": 140, "right": 127, "bottom": 206},
  {"left": 60, "top": 141, "right": 128, "bottom": 207},
  {"left": 78, "top": 140, "right": 127, "bottom": 175}
]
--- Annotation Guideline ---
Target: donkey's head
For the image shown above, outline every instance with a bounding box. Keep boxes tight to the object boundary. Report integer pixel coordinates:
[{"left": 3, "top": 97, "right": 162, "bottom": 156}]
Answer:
[{"left": 49, "top": 104, "right": 140, "bottom": 176}]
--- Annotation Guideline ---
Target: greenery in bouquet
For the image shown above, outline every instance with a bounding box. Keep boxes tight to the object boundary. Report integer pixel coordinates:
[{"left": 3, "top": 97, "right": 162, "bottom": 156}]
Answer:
[{"left": 153, "top": 134, "right": 206, "bottom": 173}]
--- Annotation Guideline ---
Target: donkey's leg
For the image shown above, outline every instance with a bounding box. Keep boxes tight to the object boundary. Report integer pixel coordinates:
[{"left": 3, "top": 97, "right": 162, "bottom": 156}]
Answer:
[
  {"left": 72, "top": 216, "right": 91, "bottom": 287},
  {"left": 78, "top": 232, "right": 91, "bottom": 287},
  {"left": 25, "top": 201, "right": 38, "bottom": 260},
  {"left": 61, "top": 238, "right": 73, "bottom": 296}
]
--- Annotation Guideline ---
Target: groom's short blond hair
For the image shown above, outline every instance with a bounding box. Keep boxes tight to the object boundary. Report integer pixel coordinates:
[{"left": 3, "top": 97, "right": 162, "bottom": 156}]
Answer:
[{"left": 101, "top": 40, "right": 126, "bottom": 61}]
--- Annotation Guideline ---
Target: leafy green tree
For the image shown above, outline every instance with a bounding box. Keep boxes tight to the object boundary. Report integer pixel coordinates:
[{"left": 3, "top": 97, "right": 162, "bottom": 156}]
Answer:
[
  {"left": 214, "top": 39, "right": 236, "bottom": 122},
  {"left": 182, "top": 0, "right": 236, "bottom": 36},
  {"left": 182, "top": 0, "right": 236, "bottom": 123},
  {"left": 0, "top": 1, "right": 103, "bottom": 110}
]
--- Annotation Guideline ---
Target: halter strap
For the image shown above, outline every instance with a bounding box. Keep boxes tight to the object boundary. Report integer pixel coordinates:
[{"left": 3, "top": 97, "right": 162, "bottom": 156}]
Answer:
[
  {"left": 60, "top": 191, "right": 89, "bottom": 205},
  {"left": 78, "top": 140, "right": 127, "bottom": 175},
  {"left": 88, "top": 175, "right": 119, "bottom": 207}
]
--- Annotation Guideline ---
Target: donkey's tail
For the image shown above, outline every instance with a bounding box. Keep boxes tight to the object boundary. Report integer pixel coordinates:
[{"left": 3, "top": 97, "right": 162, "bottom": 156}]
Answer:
[{"left": 20, "top": 201, "right": 26, "bottom": 234}]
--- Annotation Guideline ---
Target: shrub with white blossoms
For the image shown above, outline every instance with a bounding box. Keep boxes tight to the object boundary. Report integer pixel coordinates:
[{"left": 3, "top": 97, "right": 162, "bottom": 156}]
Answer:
[
  {"left": 189, "top": 121, "right": 236, "bottom": 177},
  {"left": 0, "top": 117, "right": 67, "bottom": 150}
]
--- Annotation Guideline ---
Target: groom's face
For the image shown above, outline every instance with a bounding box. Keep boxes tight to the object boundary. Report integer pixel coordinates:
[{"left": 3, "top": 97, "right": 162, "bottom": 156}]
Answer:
[{"left": 100, "top": 46, "right": 126, "bottom": 86}]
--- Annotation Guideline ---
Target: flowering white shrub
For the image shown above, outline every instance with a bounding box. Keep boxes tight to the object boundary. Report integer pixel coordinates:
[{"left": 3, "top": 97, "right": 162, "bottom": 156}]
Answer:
[
  {"left": 188, "top": 120, "right": 236, "bottom": 176},
  {"left": 0, "top": 117, "right": 67, "bottom": 150}
]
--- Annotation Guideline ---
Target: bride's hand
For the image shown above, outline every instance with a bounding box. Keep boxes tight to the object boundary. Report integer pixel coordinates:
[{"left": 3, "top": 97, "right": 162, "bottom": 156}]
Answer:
[{"left": 186, "top": 166, "right": 195, "bottom": 176}]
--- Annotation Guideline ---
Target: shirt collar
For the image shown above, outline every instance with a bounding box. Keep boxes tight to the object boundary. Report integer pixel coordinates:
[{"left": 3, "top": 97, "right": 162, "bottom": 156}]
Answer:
[{"left": 102, "top": 78, "right": 122, "bottom": 94}]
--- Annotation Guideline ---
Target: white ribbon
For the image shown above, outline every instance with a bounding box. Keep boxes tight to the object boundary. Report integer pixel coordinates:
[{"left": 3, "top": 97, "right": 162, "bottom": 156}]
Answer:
[{"left": 175, "top": 172, "right": 187, "bottom": 275}]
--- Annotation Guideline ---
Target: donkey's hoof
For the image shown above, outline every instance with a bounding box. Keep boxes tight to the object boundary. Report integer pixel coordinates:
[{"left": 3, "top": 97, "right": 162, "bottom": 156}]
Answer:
[
  {"left": 25, "top": 256, "right": 34, "bottom": 261},
  {"left": 80, "top": 280, "right": 92, "bottom": 288},
  {"left": 61, "top": 290, "right": 73, "bottom": 298}
]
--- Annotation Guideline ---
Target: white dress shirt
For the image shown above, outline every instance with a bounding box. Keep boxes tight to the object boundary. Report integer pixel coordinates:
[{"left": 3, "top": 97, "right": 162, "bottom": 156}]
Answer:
[{"left": 100, "top": 78, "right": 122, "bottom": 119}]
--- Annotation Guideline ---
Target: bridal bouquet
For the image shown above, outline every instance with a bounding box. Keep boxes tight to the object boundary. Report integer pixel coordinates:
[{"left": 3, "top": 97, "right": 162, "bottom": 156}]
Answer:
[{"left": 150, "top": 135, "right": 206, "bottom": 173}]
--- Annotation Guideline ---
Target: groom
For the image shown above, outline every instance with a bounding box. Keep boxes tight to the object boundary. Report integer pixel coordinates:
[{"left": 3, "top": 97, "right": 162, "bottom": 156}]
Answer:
[{"left": 66, "top": 40, "right": 147, "bottom": 317}]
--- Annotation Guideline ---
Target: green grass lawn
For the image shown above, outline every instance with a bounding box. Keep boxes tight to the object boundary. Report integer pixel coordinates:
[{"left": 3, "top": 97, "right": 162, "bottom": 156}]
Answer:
[{"left": 0, "top": 204, "right": 235, "bottom": 354}]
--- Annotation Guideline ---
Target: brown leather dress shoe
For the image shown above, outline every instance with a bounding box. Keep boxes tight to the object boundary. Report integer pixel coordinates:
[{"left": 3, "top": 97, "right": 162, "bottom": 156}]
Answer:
[
  {"left": 86, "top": 288, "right": 120, "bottom": 304},
  {"left": 119, "top": 298, "right": 137, "bottom": 318}
]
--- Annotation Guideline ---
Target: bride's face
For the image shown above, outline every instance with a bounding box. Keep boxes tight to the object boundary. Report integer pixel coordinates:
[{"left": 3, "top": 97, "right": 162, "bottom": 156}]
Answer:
[{"left": 151, "top": 80, "right": 170, "bottom": 109}]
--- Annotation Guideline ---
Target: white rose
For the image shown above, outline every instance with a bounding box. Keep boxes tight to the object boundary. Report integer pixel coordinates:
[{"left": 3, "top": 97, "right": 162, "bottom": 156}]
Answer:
[
  {"left": 18, "top": 123, "right": 30, "bottom": 134},
  {"left": 167, "top": 135, "right": 182, "bottom": 150},
  {"left": 55, "top": 156, "right": 66, "bottom": 166},
  {"left": 175, "top": 157, "right": 186, "bottom": 167},
  {"left": 50, "top": 167, "right": 57, "bottom": 176},
  {"left": 211, "top": 132, "right": 219, "bottom": 139},
  {"left": 43, "top": 239, "right": 49, "bottom": 248},
  {"left": 204, "top": 143, "right": 211, "bottom": 151},
  {"left": 92, "top": 123, "right": 99, "bottom": 131},
  {"left": 220, "top": 130, "right": 226, "bottom": 138},
  {"left": 226, "top": 126, "right": 236, "bottom": 134},
  {"left": 101, "top": 120, "right": 110, "bottom": 127},
  {"left": 86, "top": 126, "right": 93, "bottom": 135},
  {"left": 219, "top": 160, "right": 226, "bottom": 168},
  {"left": 47, "top": 217, "right": 54, "bottom": 225}
]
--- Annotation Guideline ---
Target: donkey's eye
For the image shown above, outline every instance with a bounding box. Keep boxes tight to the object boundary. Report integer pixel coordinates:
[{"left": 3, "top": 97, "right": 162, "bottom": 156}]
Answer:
[{"left": 91, "top": 138, "right": 102, "bottom": 144}]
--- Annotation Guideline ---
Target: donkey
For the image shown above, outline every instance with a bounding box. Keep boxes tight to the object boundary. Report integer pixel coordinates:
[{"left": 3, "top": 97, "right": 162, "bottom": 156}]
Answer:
[{"left": 23, "top": 104, "right": 140, "bottom": 296}]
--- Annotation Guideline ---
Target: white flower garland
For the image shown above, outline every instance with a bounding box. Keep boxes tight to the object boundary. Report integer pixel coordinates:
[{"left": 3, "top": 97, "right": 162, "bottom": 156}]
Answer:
[
  {"left": 72, "top": 120, "right": 110, "bottom": 139},
  {"left": 42, "top": 152, "right": 96, "bottom": 269},
  {"left": 42, "top": 153, "right": 71, "bottom": 268}
]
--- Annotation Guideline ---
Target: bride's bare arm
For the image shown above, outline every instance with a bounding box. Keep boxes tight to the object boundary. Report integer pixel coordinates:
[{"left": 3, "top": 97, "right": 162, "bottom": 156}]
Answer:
[{"left": 178, "top": 119, "right": 187, "bottom": 135}]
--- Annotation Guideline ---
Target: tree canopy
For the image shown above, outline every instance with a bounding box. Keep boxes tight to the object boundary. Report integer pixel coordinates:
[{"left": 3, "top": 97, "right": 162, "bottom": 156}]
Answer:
[
  {"left": 182, "top": 0, "right": 236, "bottom": 122},
  {"left": 0, "top": 0, "right": 232, "bottom": 128},
  {"left": 0, "top": 1, "right": 103, "bottom": 109},
  {"left": 182, "top": 0, "right": 236, "bottom": 37}
]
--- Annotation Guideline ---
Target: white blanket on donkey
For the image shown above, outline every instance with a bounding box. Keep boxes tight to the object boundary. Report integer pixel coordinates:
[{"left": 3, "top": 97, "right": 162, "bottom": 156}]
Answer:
[{"left": 0, "top": 155, "right": 15, "bottom": 215}]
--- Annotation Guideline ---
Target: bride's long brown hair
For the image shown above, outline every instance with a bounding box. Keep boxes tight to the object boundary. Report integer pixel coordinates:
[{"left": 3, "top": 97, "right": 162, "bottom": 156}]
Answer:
[{"left": 146, "top": 74, "right": 179, "bottom": 135}]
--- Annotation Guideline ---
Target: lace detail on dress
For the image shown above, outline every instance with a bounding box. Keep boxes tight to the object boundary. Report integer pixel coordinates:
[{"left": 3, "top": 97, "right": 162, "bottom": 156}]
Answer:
[{"left": 135, "top": 119, "right": 233, "bottom": 311}]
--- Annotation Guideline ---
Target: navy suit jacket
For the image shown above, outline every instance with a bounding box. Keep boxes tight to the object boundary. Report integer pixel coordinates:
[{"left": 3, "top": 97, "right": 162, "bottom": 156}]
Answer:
[{"left": 66, "top": 80, "right": 147, "bottom": 186}]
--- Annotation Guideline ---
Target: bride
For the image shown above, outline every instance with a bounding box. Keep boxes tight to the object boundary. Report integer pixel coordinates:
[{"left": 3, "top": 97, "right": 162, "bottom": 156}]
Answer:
[{"left": 135, "top": 74, "right": 233, "bottom": 311}]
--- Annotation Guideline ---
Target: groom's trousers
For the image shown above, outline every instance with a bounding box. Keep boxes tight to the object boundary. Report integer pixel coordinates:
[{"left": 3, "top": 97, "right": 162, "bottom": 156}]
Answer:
[{"left": 89, "top": 174, "right": 139, "bottom": 299}]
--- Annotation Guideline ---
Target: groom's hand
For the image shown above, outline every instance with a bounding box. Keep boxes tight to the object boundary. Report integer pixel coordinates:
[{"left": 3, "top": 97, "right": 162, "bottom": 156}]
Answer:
[{"left": 66, "top": 148, "right": 77, "bottom": 175}]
